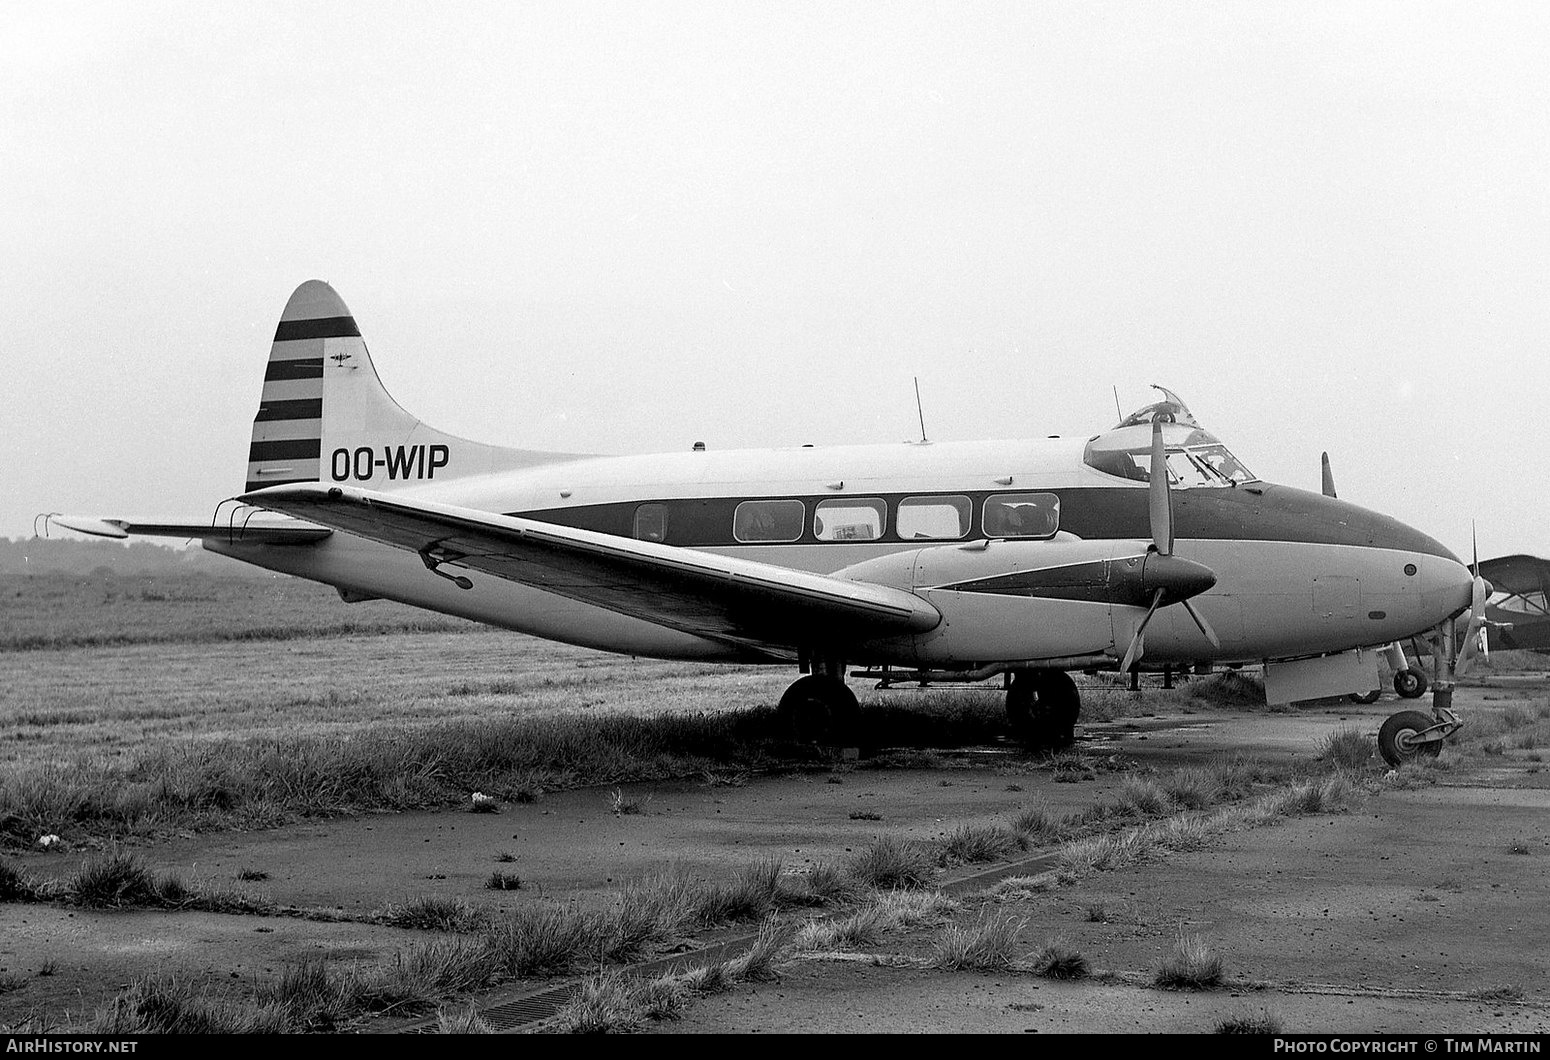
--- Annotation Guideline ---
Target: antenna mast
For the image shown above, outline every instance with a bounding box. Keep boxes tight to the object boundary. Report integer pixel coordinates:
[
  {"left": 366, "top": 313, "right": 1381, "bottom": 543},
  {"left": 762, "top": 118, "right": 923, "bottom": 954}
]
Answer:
[{"left": 914, "top": 377, "right": 928, "bottom": 443}]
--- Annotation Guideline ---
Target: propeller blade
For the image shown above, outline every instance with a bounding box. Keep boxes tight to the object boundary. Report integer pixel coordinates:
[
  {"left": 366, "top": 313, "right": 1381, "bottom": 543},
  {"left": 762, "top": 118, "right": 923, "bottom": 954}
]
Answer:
[
  {"left": 1181, "top": 599, "right": 1222, "bottom": 649},
  {"left": 1120, "top": 589, "right": 1166, "bottom": 672},
  {"left": 1148, "top": 420, "right": 1173, "bottom": 557},
  {"left": 1320, "top": 452, "right": 1337, "bottom": 499},
  {"left": 1455, "top": 573, "right": 1488, "bottom": 677}
]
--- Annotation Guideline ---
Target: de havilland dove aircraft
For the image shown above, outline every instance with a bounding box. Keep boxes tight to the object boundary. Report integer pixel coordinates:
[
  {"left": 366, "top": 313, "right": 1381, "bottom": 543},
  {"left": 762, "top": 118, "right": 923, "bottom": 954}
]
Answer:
[{"left": 50, "top": 281, "right": 1490, "bottom": 767}]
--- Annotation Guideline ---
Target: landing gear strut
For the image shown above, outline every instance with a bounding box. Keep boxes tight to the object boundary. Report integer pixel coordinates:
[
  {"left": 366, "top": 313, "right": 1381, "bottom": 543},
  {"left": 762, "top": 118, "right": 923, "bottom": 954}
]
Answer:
[{"left": 1006, "top": 670, "right": 1080, "bottom": 750}]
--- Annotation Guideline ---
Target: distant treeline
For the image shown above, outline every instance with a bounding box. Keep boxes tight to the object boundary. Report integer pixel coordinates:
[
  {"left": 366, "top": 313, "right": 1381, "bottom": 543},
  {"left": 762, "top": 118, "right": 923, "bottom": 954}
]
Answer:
[{"left": 0, "top": 536, "right": 266, "bottom": 577}]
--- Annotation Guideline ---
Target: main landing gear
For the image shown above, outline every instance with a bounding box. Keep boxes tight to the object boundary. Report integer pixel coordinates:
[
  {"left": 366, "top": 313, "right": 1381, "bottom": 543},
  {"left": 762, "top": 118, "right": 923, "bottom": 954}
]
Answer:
[
  {"left": 1005, "top": 669, "right": 1080, "bottom": 750},
  {"left": 777, "top": 672, "right": 861, "bottom": 746}
]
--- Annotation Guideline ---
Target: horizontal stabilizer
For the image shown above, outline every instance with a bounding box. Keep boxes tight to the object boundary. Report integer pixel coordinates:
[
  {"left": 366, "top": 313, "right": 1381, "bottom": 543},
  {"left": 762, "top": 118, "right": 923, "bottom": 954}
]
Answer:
[{"left": 43, "top": 514, "right": 331, "bottom": 545}]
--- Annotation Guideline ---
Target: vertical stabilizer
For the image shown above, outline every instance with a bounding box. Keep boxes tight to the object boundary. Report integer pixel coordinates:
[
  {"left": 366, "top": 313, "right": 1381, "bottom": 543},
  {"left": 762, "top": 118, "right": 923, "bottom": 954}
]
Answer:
[{"left": 246, "top": 281, "right": 579, "bottom": 494}]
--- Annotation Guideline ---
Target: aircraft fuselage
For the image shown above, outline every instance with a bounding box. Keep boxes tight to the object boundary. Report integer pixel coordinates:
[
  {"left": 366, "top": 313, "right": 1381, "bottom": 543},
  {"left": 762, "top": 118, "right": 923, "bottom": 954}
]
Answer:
[{"left": 210, "top": 435, "right": 1473, "bottom": 670}]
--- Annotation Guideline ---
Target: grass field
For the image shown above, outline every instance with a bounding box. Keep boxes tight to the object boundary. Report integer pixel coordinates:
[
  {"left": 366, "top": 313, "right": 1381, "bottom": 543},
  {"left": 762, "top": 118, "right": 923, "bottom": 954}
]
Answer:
[{"left": 0, "top": 573, "right": 809, "bottom": 759}]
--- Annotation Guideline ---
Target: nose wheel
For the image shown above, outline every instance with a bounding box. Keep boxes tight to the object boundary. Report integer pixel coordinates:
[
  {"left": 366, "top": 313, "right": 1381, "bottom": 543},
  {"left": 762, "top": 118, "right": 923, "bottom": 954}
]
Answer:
[{"left": 1377, "top": 700, "right": 1463, "bottom": 768}]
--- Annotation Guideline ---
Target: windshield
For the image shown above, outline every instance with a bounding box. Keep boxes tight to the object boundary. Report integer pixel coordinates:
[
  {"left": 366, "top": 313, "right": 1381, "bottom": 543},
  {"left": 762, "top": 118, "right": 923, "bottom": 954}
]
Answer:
[{"left": 1083, "top": 387, "right": 1258, "bottom": 487}]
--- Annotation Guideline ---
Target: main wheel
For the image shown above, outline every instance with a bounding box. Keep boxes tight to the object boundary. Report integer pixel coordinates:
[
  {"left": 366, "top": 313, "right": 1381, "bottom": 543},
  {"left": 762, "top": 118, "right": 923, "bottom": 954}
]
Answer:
[
  {"left": 1005, "top": 670, "right": 1081, "bottom": 750},
  {"left": 1034, "top": 670, "right": 1080, "bottom": 747},
  {"left": 1393, "top": 669, "right": 1429, "bottom": 699},
  {"left": 1349, "top": 689, "right": 1382, "bottom": 705},
  {"left": 778, "top": 674, "right": 861, "bottom": 745},
  {"left": 1378, "top": 710, "right": 1442, "bottom": 767}
]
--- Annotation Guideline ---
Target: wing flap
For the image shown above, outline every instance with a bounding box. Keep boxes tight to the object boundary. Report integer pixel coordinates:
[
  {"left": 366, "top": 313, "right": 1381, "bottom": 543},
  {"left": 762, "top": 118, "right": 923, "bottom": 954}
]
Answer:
[{"left": 239, "top": 483, "right": 941, "bottom": 648}]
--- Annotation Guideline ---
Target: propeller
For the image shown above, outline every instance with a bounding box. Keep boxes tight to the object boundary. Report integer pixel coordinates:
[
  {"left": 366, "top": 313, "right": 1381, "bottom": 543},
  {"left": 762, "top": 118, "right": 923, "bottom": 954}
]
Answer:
[
  {"left": 1321, "top": 452, "right": 1337, "bottom": 499},
  {"left": 1118, "top": 421, "right": 1222, "bottom": 672},
  {"left": 1454, "top": 524, "right": 1490, "bottom": 677}
]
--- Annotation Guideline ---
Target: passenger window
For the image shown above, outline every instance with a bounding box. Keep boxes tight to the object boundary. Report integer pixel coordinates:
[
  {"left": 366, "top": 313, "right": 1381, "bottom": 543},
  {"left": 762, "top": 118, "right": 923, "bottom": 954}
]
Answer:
[
  {"left": 732, "top": 499, "right": 806, "bottom": 543},
  {"left": 896, "top": 495, "right": 971, "bottom": 540},
  {"left": 983, "top": 493, "right": 1060, "bottom": 538},
  {"left": 633, "top": 503, "right": 668, "bottom": 543},
  {"left": 814, "top": 498, "right": 886, "bottom": 541}
]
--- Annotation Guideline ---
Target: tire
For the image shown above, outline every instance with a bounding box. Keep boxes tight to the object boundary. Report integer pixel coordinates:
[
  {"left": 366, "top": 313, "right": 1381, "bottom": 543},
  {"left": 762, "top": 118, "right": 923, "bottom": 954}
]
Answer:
[
  {"left": 1393, "top": 669, "right": 1428, "bottom": 699},
  {"left": 778, "top": 674, "right": 860, "bottom": 745},
  {"left": 1349, "top": 689, "right": 1382, "bottom": 705},
  {"left": 1034, "top": 670, "right": 1081, "bottom": 748},
  {"left": 1006, "top": 670, "right": 1081, "bottom": 750},
  {"left": 1378, "top": 710, "right": 1443, "bottom": 767}
]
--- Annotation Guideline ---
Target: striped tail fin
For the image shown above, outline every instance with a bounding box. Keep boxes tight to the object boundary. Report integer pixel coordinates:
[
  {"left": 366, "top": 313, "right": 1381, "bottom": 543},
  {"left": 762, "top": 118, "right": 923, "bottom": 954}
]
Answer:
[{"left": 246, "top": 281, "right": 579, "bottom": 495}]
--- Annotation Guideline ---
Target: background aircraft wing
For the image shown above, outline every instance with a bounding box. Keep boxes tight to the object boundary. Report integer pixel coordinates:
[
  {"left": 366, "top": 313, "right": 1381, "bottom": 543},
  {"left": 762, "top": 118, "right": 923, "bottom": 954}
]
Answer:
[
  {"left": 239, "top": 483, "right": 942, "bottom": 654},
  {"left": 1478, "top": 554, "right": 1550, "bottom": 599}
]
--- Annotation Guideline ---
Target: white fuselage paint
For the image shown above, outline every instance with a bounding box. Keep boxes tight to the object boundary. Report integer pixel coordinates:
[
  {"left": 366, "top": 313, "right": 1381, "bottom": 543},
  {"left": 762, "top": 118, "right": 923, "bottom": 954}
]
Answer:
[{"left": 210, "top": 436, "right": 1474, "bottom": 669}]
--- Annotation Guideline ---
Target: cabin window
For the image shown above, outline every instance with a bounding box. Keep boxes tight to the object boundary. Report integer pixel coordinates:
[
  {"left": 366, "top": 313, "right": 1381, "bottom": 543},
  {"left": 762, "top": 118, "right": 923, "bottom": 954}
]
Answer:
[
  {"left": 814, "top": 498, "right": 886, "bottom": 541},
  {"left": 633, "top": 503, "right": 668, "bottom": 543},
  {"left": 983, "top": 492, "right": 1060, "bottom": 538},
  {"left": 896, "top": 495, "right": 971, "bottom": 540},
  {"left": 732, "top": 499, "right": 806, "bottom": 543}
]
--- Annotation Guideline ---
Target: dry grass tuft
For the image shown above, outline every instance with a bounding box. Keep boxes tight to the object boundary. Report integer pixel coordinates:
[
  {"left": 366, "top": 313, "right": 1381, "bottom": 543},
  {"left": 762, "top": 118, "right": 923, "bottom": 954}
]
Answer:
[
  {"left": 843, "top": 836, "right": 936, "bottom": 890},
  {"left": 1319, "top": 727, "right": 1373, "bottom": 771},
  {"left": 940, "top": 824, "right": 1023, "bottom": 864},
  {"left": 1215, "top": 1004, "right": 1282, "bottom": 1033},
  {"left": 930, "top": 911, "right": 1026, "bottom": 970},
  {"left": 1009, "top": 807, "right": 1067, "bottom": 845},
  {"left": 435, "top": 1004, "right": 494, "bottom": 1034},
  {"left": 1155, "top": 930, "right": 1224, "bottom": 990},
  {"left": 378, "top": 896, "right": 482, "bottom": 933},
  {"left": 1114, "top": 776, "right": 1175, "bottom": 817},
  {"left": 90, "top": 976, "right": 291, "bottom": 1034},
  {"left": 1029, "top": 937, "right": 1089, "bottom": 980}
]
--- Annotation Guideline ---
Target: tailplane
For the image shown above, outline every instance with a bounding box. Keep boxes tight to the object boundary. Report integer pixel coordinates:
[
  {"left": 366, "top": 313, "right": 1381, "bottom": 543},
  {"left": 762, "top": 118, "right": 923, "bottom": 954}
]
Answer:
[{"left": 247, "top": 281, "right": 577, "bottom": 494}]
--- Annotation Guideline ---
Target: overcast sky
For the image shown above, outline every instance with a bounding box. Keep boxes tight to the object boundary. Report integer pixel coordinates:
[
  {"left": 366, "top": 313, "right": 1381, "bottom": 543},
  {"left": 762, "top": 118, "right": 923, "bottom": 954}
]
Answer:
[{"left": 5, "top": 1, "right": 1546, "bottom": 559}]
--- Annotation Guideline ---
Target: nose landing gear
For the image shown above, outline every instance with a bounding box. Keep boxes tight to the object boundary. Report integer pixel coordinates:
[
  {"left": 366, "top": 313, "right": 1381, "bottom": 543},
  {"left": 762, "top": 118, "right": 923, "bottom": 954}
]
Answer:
[{"left": 1377, "top": 685, "right": 1463, "bottom": 768}]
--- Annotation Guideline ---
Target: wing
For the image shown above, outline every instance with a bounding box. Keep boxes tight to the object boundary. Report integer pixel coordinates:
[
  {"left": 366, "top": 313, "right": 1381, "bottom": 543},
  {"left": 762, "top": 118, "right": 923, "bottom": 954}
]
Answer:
[
  {"left": 1478, "top": 554, "right": 1550, "bottom": 599},
  {"left": 42, "top": 514, "right": 331, "bottom": 545},
  {"left": 239, "top": 483, "right": 942, "bottom": 652}
]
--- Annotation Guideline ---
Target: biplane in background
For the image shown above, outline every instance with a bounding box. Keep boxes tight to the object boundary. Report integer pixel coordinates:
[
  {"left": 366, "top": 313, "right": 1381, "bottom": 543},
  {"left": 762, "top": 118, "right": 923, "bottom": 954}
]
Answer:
[{"left": 51, "top": 281, "right": 1487, "bottom": 767}]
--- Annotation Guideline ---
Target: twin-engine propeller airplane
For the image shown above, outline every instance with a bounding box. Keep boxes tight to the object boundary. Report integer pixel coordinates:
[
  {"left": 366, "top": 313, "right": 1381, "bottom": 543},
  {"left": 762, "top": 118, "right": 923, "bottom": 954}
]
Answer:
[{"left": 50, "top": 281, "right": 1487, "bottom": 767}]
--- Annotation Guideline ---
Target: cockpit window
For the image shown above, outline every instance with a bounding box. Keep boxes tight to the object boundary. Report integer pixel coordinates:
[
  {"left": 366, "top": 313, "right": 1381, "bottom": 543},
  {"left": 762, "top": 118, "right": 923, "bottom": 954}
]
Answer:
[
  {"left": 1082, "top": 389, "right": 1257, "bottom": 486},
  {"left": 1188, "top": 444, "right": 1254, "bottom": 485}
]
